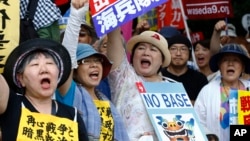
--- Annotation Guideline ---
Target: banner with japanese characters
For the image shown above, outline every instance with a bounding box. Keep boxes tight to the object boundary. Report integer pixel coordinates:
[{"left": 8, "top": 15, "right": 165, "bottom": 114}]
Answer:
[
  {"left": 229, "top": 89, "right": 250, "bottom": 125},
  {"left": 184, "top": 31, "right": 204, "bottom": 44},
  {"left": 0, "top": 1, "right": 19, "bottom": 73},
  {"left": 89, "top": 0, "right": 168, "bottom": 37},
  {"left": 229, "top": 88, "right": 238, "bottom": 125},
  {"left": 17, "top": 108, "right": 78, "bottom": 140},
  {"left": 182, "top": 0, "right": 234, "bottom": 20},
  {"left": 135, "top": 81, "right": 208, "bottom": 141},
  {"left": 156, "top": 0, "right": 184, "bottom": 30},
  {"left": 229, "top": 89, "right": 250, "bottom": 140},
  {"left": 238, "top": 90, "right": 250, "bottom": 125}
]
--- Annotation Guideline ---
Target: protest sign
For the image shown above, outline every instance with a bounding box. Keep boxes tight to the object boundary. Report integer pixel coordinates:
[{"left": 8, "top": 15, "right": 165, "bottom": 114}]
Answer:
[
  {"left": 0, "top": 1, "right": 19, "bottom": 73},
  {"left": 229, "top": 88, "right": 239, "bottom": 125},
  {"left": 182, "top": 0, "right": 233, "bottom": 20},
  {"left": 238, "top": 90, "right": 250, "bottom": 125},
  {"left": 90, "top": 0, "right": 167, "bottom": 37},
  {"left": 229, "top": 89, "right": 250, "bottom": 140},
  {"left": 229, "top": 89, "right": 250, "bottom": 125},
  {"left": 135, "top": 81, "right": 208, "bottom": 141},
  {"left": 156, "top": 0, "right": 184, "bottom": 30}
]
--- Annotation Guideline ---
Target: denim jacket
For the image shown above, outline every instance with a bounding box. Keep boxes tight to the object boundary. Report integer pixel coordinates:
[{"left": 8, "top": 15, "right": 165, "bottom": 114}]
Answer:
[{"left": 72, "top": 81, "right": 129, "bottom": 141}]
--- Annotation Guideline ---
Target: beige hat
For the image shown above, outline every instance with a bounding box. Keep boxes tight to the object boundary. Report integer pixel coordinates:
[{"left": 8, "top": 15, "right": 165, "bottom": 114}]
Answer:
[{"left": 127, "top": 31, "right": 171, "bottom": 67}]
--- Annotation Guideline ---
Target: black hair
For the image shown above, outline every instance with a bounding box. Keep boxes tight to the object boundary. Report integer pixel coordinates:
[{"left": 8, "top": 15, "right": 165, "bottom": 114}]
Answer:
[
  {"left": 16, "top": 50, "right": 60, "bottom": 94},
  {"left": 193, "top": 39, "right": 211, "bottom": 50},
  {"left": 17, "top": 50, "right": 59, "bottom": 74}
]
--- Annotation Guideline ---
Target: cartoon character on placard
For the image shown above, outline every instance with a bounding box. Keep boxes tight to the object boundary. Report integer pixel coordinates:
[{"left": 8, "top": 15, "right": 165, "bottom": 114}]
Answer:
[{"left": 156, "top": 115, "right": 195, "bottom": 141}]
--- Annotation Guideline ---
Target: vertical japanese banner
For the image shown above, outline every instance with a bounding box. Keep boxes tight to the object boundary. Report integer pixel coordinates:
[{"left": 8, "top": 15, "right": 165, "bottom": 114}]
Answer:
[
  {"left": 0, "top": 1, "right": 19, "bottom": 73},
  {"left": 238, "top": 90, "right": 250, "bottom": 125},
  {"left": 229, "top": 88, "right": 238, "bottom": 125},
  {"left": 156, "top": 0, "right": 184, "bottom": 30},
  {"left": 89, "top": 0, "right": 168, "bottom": 37}
]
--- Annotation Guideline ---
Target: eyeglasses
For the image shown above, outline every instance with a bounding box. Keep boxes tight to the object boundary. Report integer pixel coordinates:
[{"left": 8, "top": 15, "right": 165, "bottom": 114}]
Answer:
[
  {"left": 79, "top": 31, "right": 89, "bottom": 37},
  {"left": 78, "top": 58, "right": 103, "bottom": 65},
  {"left": 169, "top": 47, "right": 189, "bottom": 53}
]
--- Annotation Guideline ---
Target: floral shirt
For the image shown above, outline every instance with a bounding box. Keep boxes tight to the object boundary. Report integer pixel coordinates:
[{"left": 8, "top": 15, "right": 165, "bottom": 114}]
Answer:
[{"left": 108, "top": 55, "right": 174, "bottom": 141}]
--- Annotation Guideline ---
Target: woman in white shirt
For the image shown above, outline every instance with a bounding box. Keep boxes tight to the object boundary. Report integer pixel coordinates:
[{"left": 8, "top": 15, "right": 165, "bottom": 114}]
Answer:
[{"left": 194, "top": 43, "right": 250, "bottom": 141}]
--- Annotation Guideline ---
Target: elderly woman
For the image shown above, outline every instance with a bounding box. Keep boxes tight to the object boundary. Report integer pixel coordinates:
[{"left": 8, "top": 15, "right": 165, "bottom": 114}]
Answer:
[
  {"left": 0, "top": 38, "right": 88, "bottom": 141},
  {"left": 106, "top": 26, "right": 176, "bottom": 140},
  {"left": 194, "top": 43, "right": 250, "bottom": 141}
]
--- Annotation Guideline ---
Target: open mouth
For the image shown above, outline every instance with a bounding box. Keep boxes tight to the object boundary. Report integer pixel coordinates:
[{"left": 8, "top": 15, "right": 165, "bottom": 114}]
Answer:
[
  {"left": 41, "top": 78, "right": 50, "bottom": 84},
  {"left": 197, "top": 56, "right": 204, "bottom": 62},
  {"left": 226, "top": 68, "right": 235, "bottom": 74},
  {"left": 164, "top": 128, "right": 187, "bottom": 138},
  {"left": 141, "top": 59, "right": 151, "bottom": 67},
  {"left": 40, "top": 77, "right": 51, "bottom": 89},
  {"left": 89, "top": 71, "right": 99, "bottom": 79}
]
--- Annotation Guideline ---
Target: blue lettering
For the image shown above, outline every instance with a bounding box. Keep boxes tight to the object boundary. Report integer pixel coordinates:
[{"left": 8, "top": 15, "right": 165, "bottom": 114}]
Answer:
[
  {"left": 143, "top": 94, "right": 154, "bottom": 107},
  {"left": 161, "top": 94, "right": 171, "bottom": 107},
  {"left": 161, "top": 93, "right": 192, "bottom": 107},
  {"left": 170, "top": 94, "right": 178, "bottom": 107},
  {"left": 151, "top": 94, "right": 160, "bottom": 107},
  {"left": 176, "top": 94, "right": 184, "bottom": 106},
  {"left": 181, "top": 93, "right": 192, "bottom": 107},
  {"left": 143, "top": 94, "right": 160, "bottom": 107}
]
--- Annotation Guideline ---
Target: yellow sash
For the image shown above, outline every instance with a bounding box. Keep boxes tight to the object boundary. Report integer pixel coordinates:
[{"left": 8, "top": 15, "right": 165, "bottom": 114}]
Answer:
[
  {"left": 17, "top": 103, "right": 78, "bottom": 141},
  {"left": 94, "top": 100, "right": 114, "bottom": 141}
]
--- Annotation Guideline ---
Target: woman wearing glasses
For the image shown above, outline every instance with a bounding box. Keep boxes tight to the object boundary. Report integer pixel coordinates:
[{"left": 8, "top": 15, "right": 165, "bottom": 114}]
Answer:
[
  {"left": 55, "top": 0, "right": 129, "bottom": 140},
  {"left": 57, "top": 43, "right": 129, "bottom": 141}
]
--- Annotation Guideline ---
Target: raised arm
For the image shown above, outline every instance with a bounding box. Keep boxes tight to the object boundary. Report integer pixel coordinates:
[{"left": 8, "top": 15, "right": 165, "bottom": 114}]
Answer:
[
  {"left": 0, "top": 74, "right": 9, "bottom": 114},
  {"left": 210, "top": 20, "right": 226, "bottom": 55},
  {"left": 58, "top": 0, "right": 88, "bottom": 95},
  {"left": 107, "top": 28, "right": 126, "bottom": 70},
  {"left": 132, "top": 19, "right": 150, "bottom": 36}
]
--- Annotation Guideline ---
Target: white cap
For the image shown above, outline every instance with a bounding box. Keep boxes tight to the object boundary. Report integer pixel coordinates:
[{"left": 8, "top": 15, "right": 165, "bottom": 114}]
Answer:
[
  {"left": 246, "top": 38, "right": 250, "bottom": 43},
  {"left": 220, "top": 23, "right": 237, "bottom": 37}
]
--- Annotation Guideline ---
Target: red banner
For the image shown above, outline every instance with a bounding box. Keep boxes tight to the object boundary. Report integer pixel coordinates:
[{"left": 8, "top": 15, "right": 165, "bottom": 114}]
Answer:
[
  {"left": 183, "top": 0, "right": 233, "bottom": 20},
  {"left": 184, "top": 31, "right": 204, "bottom": 44},
  {"left": 156, "top": 0, "right": 184, "bottom": 30},
  {"left": 89, "top": 0, "right": 117, "bottom": 15}
]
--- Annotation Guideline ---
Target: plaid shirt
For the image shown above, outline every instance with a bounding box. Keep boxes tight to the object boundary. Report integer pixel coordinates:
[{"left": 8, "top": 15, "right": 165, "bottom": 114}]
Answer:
[{"left": 20, "top": 0, "right": 62, "bottom": 30}]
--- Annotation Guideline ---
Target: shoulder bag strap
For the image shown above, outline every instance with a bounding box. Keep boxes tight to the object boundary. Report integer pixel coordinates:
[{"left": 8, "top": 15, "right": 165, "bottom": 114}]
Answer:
[{"left": 25, "top": 0, "right": 39, "bottom": 20}]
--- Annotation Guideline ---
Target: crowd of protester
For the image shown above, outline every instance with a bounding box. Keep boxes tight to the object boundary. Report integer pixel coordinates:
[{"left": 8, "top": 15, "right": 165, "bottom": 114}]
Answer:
[{"left": 1, "top": 0, "right": 250, "bottom": 141}]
